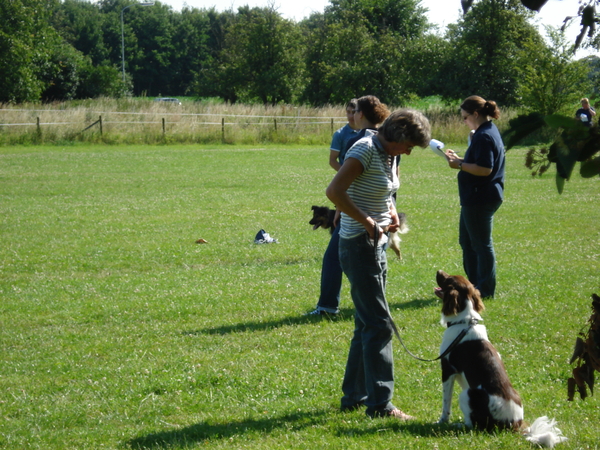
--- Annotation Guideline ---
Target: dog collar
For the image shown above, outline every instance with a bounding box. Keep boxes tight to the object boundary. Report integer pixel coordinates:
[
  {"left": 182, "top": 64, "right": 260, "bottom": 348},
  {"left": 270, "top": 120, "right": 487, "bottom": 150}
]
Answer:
[{"left": 447, "top": 318, "right": 481, "bottom": 328}]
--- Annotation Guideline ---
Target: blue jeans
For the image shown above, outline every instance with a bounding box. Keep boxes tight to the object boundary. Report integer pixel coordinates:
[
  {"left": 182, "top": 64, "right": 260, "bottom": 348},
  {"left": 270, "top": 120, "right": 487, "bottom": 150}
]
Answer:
[
  {"left": 316, "top": 224, "right": 343, "bottom": 313},
  {"left": 459, "top": 201, "right": 502, "bottom": 298},
  {"left": 339, "top": 233, "right": 396, "bottom": 417}
]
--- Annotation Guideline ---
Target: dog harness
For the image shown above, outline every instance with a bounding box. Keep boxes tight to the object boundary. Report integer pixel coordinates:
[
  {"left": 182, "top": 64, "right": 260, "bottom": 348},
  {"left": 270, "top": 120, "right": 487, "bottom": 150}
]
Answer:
[{"left": 391, "top": 317, "right": 480, "bottom": 362}]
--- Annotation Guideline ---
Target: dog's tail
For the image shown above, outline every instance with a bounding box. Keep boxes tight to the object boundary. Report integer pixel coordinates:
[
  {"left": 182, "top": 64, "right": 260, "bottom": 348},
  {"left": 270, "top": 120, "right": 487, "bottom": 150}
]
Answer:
[
  {"left": 397, "top": 213, "right": 409, "bottom": 235},
  {"left": 523, "top": 416, "right": 568, "bottom": 448}
]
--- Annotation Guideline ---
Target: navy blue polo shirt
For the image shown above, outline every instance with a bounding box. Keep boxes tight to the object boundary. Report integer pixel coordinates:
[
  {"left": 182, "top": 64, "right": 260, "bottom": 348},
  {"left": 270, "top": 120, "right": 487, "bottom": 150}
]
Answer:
[{"left": 457, "top": 121, "right": 505, "bottom": 206}]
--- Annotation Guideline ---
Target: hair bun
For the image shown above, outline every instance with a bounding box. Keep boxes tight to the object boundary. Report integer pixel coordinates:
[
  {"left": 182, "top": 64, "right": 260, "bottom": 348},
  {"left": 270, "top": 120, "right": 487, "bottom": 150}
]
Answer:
[{"left": 484, "top": 100, "right": 500, "bottom": 119}]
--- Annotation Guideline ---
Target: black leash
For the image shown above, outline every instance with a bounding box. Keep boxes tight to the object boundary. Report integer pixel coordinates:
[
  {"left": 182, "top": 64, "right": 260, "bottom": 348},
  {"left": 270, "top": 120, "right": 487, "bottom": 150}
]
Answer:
[
  {"left": 389, "top": 318, "right": 478, "bottom": 362},
  {"left": 374, "top": 223, "right": 474, "bottom": 362}
]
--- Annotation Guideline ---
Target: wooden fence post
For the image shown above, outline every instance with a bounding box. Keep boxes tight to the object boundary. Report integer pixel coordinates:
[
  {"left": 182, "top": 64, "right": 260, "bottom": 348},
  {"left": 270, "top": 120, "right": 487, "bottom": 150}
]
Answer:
[
  {"left": 274, "top": 118, "right": 277, "bottom": 132},
  {"left": 222, "top": 118, "right": 225, "bottom": 142},
  {"left": 162, "top": 118, "right": 166, "bottom": 135},
  {"left": 331, "top": 118, "right": 334, "bottom": 135},
  {"left": 36, "top": 117, "right": 41, "bottom": 137},
  {"left": 99, "top": 116, "right": 103, "bottom": 136}
]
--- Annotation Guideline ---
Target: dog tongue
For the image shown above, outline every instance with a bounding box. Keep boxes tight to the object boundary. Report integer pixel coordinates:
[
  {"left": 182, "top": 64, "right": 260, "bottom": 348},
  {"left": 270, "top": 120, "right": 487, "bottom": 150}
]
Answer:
[{"left": 312, "top": 224, "right": 320, "bottom": 230}]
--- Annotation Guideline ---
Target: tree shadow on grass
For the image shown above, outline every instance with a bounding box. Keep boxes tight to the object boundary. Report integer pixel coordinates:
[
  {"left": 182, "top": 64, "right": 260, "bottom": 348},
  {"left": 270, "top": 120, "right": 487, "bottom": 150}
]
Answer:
[
  {"left": 125, "top": 409, "right": 330, "bottom": 449},
  {"left": 183, "top": 297, "right": 438, "bottom": 336}
]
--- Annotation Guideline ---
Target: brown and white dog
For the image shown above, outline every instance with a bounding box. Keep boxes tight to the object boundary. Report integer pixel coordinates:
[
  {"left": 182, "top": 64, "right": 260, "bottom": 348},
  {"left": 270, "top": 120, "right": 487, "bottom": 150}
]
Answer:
[
  {"left": 434, "top": 271, "right": 569, "bottom": 446},
  {"left": 309, "top": 205, "right": 409, "bottom": 259},
  {"left": 436, "top": 270, "right": 524, "bottom": 431},
  {"left": 435, "top": 270, "right": 568, "bottom": 446}
]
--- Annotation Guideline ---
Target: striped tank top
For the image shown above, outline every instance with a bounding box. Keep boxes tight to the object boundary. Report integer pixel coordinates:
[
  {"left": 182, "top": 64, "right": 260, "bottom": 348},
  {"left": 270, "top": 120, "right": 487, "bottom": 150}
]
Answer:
[{"left": 339, "top": 132, "right": 399, "bottom": 239}]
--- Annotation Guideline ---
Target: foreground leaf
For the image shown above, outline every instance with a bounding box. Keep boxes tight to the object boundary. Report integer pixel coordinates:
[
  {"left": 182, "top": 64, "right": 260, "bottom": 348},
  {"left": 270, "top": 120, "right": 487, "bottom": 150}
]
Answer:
[
  {"left": 580, "top": 157, "right": 600, "bottom": 178},
  {"left": 545, "top": 114, "right": 585, "bottom": 130},
  {"left": 502, "top": 113, "right": 546, "bottom": 150},
  {"left": 555, "top": 172, "right": 566, "bottom": 193},
  {"left": 520, "top": 0, "right": 549, "bottom": 12}
]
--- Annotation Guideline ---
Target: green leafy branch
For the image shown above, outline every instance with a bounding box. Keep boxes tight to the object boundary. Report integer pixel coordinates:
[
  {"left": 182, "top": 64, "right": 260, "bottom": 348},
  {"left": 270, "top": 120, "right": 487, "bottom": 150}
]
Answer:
[{"left": 503, "top": 113, "right": 600, "bottom": 193}]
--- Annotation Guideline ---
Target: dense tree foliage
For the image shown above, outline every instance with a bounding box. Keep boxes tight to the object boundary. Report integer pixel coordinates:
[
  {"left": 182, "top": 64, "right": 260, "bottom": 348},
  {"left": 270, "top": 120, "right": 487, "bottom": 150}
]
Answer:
[
  {"left": 325, "top": 0, "right": 428, "bottom": 38},
  {"left": 435, "top": 0, "right": 543, "bottom": 106},
  {"left": 198, "top": 6, "right": 304, "bottom": 104},
  {"left": 0, "top": 0, "right": 595, "bottom": 107},
  {"left": 0, "top": 0, "right": 59, "bottom": 103},
  {"left": 519, "top": 28, "right": 592, "bottom": 116},
  {"left": 53, "top": 0, "right": 110, "bottom": 65},
  {"left": 300, "top": 0, "right": 436, "bottom": 105}
]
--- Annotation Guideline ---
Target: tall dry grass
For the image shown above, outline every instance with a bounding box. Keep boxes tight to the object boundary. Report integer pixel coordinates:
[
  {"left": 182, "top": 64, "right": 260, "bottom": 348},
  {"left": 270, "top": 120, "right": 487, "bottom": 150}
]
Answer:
[
  {"left": 424, "top": 104, "right": 519, "bottom": 146},
  {"left": 0, "top": 97, "right": 522, "bottom": 146}
]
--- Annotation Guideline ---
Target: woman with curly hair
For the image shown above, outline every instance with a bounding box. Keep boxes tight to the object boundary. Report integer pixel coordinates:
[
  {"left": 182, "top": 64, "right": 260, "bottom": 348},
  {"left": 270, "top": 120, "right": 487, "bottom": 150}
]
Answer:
[
  {"left": 327, "top": 108, "right": 431, "bottom": 419},
  {"left": 444, "top": 95, "right": 506, "bottom": 299}
]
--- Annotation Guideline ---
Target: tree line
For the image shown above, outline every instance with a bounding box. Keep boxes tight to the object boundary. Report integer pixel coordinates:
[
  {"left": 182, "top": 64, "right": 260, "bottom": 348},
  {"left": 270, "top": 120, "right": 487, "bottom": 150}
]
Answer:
[{"left": 1, "top": 0, "right": 598, "bottom": 109}]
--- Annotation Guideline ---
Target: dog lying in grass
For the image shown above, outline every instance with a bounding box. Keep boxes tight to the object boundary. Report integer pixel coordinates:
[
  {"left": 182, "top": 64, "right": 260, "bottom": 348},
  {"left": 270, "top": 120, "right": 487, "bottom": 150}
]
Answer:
[
  {"left": 309, "top": 205, "right": 408, "bottom": 259},
  {"left": 435, "top": 270, "right": 567, "bottom": 447}
]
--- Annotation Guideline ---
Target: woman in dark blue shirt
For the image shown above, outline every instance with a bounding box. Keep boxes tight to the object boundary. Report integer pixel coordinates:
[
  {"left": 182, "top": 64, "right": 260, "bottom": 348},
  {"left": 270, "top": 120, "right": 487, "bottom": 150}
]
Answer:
[
  {"left": 575, "top": 97, "right": 596, "bottom": 127},
  {"left": 444, "top": 96, "right": 506, "bottom": 298}
]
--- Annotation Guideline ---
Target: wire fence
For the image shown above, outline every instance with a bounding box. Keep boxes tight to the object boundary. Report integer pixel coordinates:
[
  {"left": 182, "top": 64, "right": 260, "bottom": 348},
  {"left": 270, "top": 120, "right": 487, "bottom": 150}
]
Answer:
[
  {"left": 0, "top": 108, "right": 347, "bottom": 144},
  {"left": 1, "top": 102, "right": 507, "bottom": 146}
]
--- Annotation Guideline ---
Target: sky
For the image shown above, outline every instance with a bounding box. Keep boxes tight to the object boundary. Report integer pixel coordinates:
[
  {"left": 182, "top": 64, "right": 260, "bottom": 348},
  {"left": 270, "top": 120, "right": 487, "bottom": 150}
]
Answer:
[{"left": 156, "top": 0, "right": 596, "bottom": 58}]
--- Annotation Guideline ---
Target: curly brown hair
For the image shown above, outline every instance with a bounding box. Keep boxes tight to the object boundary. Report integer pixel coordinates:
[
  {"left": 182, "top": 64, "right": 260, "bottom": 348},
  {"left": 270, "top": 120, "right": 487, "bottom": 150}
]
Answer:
[
  {"left": 356, "top": 95, "right": 390, "bottom": 125},
  {"left": 377, "top": 109, "right": 431, "bottom": 148}
]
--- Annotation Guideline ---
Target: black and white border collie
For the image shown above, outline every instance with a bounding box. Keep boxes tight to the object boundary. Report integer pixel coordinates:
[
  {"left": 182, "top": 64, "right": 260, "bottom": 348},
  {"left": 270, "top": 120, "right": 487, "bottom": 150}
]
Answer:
[{"left": 435, "top": 270, "right": 568, "bottom": 446}]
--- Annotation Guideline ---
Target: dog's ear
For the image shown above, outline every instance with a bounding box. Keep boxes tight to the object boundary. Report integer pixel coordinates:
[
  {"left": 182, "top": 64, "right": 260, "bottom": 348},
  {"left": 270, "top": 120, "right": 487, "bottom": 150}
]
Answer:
[
  {"left": 441, "top": 287, "right": 461, "bottom": 316},
  {"left": 436, "top": 270, "right": 449, "bottom": 287},
  {"left": 311, "top": 205, "right": 319, "bottom": 212},
  {"left": 469, "top": 285, "right": 485, "bottom": 313}
]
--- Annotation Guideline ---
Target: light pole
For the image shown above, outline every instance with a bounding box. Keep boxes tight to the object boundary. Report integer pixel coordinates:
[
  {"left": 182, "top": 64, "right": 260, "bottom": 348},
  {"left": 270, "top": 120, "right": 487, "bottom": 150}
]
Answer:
[{"left": 121, "top": 2, "right": 154, "bottom": 85}]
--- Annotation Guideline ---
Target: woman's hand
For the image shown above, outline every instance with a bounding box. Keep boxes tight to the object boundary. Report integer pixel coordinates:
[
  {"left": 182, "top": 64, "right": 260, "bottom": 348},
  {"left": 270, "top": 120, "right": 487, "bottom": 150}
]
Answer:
[
  {"left": 388, "top": 210, "right": 400, "bottom": 233},
  {"left": 365, "top": 217, "right": 383, "bottom": 240},
  {"left": 444, "top": 149, "right": 492, "bottom": 176},
  {"left": 445, "top": 149, "right": 463, "bottom": 169}
]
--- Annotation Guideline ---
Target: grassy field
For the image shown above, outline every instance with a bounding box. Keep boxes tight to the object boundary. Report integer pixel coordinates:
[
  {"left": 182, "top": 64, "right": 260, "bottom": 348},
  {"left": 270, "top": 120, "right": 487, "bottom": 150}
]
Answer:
[{"left": 1, "top": 142, "right": 599, "bottom": 449}]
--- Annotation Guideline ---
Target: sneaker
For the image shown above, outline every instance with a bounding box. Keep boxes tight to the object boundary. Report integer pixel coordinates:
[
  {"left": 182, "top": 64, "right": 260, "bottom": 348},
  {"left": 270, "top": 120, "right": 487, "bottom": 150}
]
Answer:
[
  {"left": 372, "top": 409, "right": 415, "bottom": 420},
  {"left": 304, "top": 309, "right": 338, "bottom": 316},
  {"left": 386, "top": 409, "right": 415, "bottom": 420}
]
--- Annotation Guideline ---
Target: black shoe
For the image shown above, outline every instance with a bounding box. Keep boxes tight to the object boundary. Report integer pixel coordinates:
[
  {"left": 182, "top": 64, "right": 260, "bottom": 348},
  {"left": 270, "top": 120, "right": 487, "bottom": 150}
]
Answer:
[
  {"left": 304, "top": 309, "right": 338, "bottom": 316},
  {"left": 341, "top": 401, "right": 365, "bottom": 412}
]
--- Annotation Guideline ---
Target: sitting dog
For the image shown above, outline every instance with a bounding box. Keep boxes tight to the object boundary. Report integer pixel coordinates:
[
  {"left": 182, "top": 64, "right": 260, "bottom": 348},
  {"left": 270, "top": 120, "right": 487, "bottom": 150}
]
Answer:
[
  {"left": 436, "top": 270, "right": 524, "bottom": 431},
  {"left": 309, "top": 205, "right": 409, "bottom": 259},
  {"left": 434, "top": 270, "right": 568, "bottom": 446}
]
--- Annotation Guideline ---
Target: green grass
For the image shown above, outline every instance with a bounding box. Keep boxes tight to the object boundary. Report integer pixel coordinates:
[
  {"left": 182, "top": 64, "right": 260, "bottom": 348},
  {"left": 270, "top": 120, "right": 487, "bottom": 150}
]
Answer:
[{"left": 1, "top": 143, "right": 599, "bottom": 449}]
